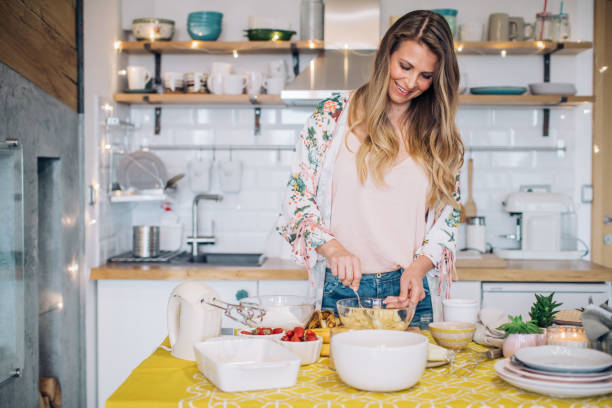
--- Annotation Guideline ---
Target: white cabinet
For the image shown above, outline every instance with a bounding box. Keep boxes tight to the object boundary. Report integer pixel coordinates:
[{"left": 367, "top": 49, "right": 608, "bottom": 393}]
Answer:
[
  {"left": 481, "top": 282, "right": 610, "bottom": 320},
  {"left": 257, "top": 280, "right": 311, "bottom": 297}
]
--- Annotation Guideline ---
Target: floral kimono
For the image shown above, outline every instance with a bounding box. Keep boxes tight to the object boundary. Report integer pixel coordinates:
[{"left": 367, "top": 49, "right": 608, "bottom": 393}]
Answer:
[{"left": 276, "top": 92, "right": 461, "bottom": 321}]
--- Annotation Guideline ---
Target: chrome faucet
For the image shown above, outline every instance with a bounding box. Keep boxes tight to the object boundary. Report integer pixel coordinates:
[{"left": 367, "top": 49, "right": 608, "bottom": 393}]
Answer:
[{"left": 186, "top": 193, "right": 223, "bottom": 257}]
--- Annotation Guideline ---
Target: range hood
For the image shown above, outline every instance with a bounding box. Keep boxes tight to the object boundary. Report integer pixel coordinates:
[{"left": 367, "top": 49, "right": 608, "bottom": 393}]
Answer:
[{"left": 281, "top": 0, "right": 380, "bottom": 106}]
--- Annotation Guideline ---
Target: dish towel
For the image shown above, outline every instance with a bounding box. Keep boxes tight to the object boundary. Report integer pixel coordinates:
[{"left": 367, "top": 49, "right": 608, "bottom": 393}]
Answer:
[
  {"left": 582, "top": 303, "right": 612, "bottom": 353},
  {"left": 473, "top": 307, "right": 509, "bottom": 348}
]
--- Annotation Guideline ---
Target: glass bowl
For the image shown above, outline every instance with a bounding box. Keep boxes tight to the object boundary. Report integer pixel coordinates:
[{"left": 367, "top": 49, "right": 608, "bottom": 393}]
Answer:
[
  {"left": 336, "top": 298, "right": 415, "bottom": 330},
  {"left": 240, "top": 295, "right": 315, "bottom": 329}
]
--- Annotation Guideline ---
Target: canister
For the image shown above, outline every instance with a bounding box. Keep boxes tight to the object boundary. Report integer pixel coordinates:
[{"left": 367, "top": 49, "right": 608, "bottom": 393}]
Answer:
[
  {"left": 132, "top": 225, "right": 160, "bottom": 258},
  {"left": 466, "top": 216, "right": 486, "bottom": 253}
]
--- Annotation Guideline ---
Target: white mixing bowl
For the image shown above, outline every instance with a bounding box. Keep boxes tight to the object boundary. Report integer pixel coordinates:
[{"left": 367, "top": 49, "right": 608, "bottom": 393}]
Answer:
[{"left": 331, "top": 330, "right": 428, "bottom": 392}]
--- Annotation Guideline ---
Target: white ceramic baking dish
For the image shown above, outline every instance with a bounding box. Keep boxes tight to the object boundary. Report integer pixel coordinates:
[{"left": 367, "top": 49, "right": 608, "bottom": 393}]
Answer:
[{"left": 194, "top": 337, "right": 300, "bottom": 392}]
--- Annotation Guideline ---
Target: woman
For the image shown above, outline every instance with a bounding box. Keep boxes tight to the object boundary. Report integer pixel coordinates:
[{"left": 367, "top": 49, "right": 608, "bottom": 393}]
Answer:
[{"left": 277, "top": 10, "right": 463, "bottom": 327}]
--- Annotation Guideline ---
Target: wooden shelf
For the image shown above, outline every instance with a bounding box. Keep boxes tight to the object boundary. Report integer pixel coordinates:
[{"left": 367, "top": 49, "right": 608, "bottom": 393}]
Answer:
[
  {"left": 455, "top": 41, "right": 592, "bottom": 55},
  {"left": 115, "top": 93, "right": 593, "bottom": 107},
  {"left": 459, "top": 94, "right": 594, "bottom": 106},
  {"left": 117, "top": 40, "right": 324, "bottom": 54},
  {"left": 114, "top": 93, "right": 284, "bottom": 105},
  {"left": 116, "top": 40, "right": 590, "bottom": 55}
]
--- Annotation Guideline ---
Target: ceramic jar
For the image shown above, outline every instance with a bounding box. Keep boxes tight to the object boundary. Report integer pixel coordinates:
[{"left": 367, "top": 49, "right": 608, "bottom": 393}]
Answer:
[{"left": 502, "top": 330, "right": 547, "bottom": 358}]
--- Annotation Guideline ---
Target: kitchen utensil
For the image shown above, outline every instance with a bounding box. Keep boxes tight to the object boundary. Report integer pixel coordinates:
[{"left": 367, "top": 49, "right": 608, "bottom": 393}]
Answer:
[
  {"left": 510, "top": 355, "right": 612, "bottom": 378},
  {"left": 206, "top": 73, "right": 224, "bottom": 95},
  {"left": 428, "top": 321, "right": 476, "bottom": 350},
  {"left": 126, "top": 66, "right": 151, "bottom": 90},
  {"left": 443, "top": 298, "right": 480, "bottom": 323},
  {"left": 206, "top": 297, "right": 267, "bottom": 326},
  {"left": 466, "top": 216, "right": 486, "bottom": 252},
  {"left": 514, "top": 346, "right": 612, "bottom": 373},
  {"left": 217, "top": 158, "right": 243, "bottom": 192},
  {"left": 187, "top": 156, "right": 212, "bottom": 192},
  {"left": 244, "top": 28, "right": 297, "bottom": 41},
  {"left": 194, "top": 337, "right": 300, "bottom": 392},
  {"left": 167, "top": 282, "right": 222, "bottom": 361},
  {"left": 528, "top": 82, "right": 577, "bottom": 95},
  {"left": 163, "top": 173, "right": 184, "bottom": 191},
  {"left": 239, "top": 295, "right": 315, "bottom": 329},
  {"left": 279, "top": 335, "right": 323, "bottom": 365},
  {"left": 331, "top": 330, "right": 428, "bottom": 392},
  {"left": 117, "top": 150, "right": 167, "bottom": 190},
  {"left": 495, "top": 359, "right": 612, "bottom": 398},
  {"left": 131, "top": 18, "right": 175, "bottom": 41},
  {"left": 244, "top": 71, "right": 265, "bottom": 96},
  {"left": 470, "top": 86, "right": 527, "bottom": 95},
  {"left": 300, "top": 0, "right": 324, "bottom": 40},
  {"left": 187, "top": 11, "right": 222, "bottom": 41},
  {"left": 267, "top": 60, "right": 289, "bottom": 81},
  {"left": 432, "top": 9, "right": 457, "bottom": 38},
  {"left": 488, "top": 13, "right": 510, "bottom": 41},
  {"left": 132, "top": 225, "right": 160, "bottom": 258},
  {"left": 463, "top": 158, "right": 477, "bottom": 219},
  {"left": 336, "top": 297, "right": 415, "bottom": 330}
]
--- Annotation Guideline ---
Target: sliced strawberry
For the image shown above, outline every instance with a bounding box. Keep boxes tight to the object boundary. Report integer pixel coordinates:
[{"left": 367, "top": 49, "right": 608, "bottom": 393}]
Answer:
[{"left": 272, "top": 328, "right": 283, "bottom": 334}]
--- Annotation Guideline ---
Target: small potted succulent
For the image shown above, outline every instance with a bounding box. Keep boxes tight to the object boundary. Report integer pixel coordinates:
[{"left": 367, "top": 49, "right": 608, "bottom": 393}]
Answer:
[
  {"left": 498, "top": 315, "right": 543, "bottom": 358},
  {"left": 529, "top": 292, "right": 563, "bottom": 341}
]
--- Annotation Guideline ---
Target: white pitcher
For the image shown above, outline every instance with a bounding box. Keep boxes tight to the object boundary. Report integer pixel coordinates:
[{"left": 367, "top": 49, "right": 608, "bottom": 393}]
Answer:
[{"left": 167, "top": 282, "right": 222, "bottom": 361}]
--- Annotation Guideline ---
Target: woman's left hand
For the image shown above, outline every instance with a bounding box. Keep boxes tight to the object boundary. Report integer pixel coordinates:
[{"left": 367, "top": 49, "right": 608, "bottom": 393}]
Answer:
[
  {"left": 384, "top": 267, "right": 425, "bottom": 308},
  {"left": 383, "top": 256, "right": 433, "bottom": 308}
]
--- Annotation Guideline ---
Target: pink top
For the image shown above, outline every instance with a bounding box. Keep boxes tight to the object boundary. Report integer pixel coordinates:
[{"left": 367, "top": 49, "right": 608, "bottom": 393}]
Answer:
[{"left": 330, "top": 131, "right": 430, "bottom": 274}]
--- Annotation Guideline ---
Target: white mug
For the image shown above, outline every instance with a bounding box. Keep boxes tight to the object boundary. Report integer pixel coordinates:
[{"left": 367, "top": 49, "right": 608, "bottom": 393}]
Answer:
[
  {"left": 163, "top": 72, "right": 184, "bottom": 92},
  {"left": 207, "top": 73, "right": 225, "bottom": 94},
  {"left": 267, "top": 60, "right": 288, "bottom": 82},
  {"left": 223, "top": 74, "right": 246, "bottom": 95},
  {"left": 127, "top": 66, "right": 151, "bottom": 90},
  {"left": 244, "top": 71, "right": 264, "bottom": 95},
  {"left": 263, "top": 76, "right": 284, "bottom": 94},
  {"left": 210, "top": 62, "right": 232, "bottom": 76}
]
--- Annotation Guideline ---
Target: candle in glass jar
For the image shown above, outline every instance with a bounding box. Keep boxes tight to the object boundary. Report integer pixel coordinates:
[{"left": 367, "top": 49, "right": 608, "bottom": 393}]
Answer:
[{"left": 546, "top": 326, "right": 588, "bottom": 348}]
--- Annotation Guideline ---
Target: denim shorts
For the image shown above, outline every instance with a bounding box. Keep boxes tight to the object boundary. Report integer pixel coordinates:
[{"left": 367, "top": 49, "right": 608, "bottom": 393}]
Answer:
[{"left": 321, "top": 268, "right": 433, "bottom": 328}]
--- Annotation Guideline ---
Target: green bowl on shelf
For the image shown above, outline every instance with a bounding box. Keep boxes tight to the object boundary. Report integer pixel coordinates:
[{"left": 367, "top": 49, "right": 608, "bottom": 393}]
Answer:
[{"left": 244, "top": 28, "right": 296, "bottom": 41}]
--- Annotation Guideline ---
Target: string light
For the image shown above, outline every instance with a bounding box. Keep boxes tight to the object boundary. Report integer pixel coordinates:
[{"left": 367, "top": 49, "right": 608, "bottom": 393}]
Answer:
[
  {"left": 233, "top": 49, "right": 239, "bottom": 59},
  {"left": 500, "top": 49, "right": 507, "bottom": 58},
  {"left": 600, "top": 66, "right": 608, "bottom": 73}
]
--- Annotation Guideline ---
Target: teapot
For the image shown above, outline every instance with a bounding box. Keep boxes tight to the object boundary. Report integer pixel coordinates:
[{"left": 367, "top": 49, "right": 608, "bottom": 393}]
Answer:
[{"left": 167, "top": 282, "right": 222, "bottom": 361}]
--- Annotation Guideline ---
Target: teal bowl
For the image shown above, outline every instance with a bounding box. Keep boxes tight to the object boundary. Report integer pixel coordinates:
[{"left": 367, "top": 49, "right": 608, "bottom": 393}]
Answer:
[{"left": 188, "top": 24, "right": 221, "bottom": 41}]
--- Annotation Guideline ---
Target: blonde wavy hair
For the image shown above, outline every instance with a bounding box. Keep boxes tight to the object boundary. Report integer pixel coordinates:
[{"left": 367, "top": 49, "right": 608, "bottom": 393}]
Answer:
[{"left": 348, "top": 10, "right": 464, "bottom": 213}]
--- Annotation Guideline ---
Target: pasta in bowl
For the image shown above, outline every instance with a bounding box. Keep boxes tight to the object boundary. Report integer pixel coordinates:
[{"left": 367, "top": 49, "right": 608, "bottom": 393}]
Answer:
[{"left": 336, "top": 298, "right": 415, "bottom": 330}]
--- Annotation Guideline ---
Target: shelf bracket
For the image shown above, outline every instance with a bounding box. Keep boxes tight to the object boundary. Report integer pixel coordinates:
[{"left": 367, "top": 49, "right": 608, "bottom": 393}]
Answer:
[
  {"left": 541, "top": 43, "right": 564, "bottom": 137},
  {"left": 254, "top": 107, "right": 261, "bottom": 136},
  {"left": 155, "top": 107, "right": 162, "bottom": 136},
  {"left": 143, "top": 43, "right": 162, "bottom": 92},
  {"left": 290, "top": 43, "right": 299, "bottom": 77}
]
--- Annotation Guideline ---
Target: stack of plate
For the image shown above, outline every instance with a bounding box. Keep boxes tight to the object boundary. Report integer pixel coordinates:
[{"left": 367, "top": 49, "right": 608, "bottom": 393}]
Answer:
[{"left": 495, "top": 346, "right": 612, "bottom": 398}]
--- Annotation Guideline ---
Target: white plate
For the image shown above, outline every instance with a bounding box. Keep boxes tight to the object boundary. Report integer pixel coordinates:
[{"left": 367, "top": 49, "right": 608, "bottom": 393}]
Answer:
[
  {"left": 510, "top": 355, "right": 612, "bottom": 378},
  {"left": 504, "top": 359, "right": 612, "bottom": 384},
  {"left": 514, "top": 346, "right": 612, "bottom": 373},
  {"left": 118, "top": 150, "right": 167, "bottom": 190},
  {"left": 495, "top": 359, "right": 612, "bottom": 398},
  {"left": 528, "top": 82, "right": 577, "bottom": 95}
]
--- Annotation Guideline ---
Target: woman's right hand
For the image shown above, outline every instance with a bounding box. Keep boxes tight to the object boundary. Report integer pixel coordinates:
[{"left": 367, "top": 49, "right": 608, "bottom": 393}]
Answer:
[{"left": 315, "top": 239, "right": 362, "bottom": 290}]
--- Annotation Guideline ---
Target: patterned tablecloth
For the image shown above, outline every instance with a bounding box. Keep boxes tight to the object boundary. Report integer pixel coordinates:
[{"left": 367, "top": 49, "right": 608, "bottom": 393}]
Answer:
[{"left": 107, "top": 335, "right": 612, "bottom": 408}]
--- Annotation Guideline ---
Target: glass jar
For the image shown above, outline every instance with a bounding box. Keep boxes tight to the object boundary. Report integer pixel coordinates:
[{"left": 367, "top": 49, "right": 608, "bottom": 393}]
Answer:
[
  {"left": 535, "top": 11, "right": 553, "bottom": 41},
  {"left": 552, "top": 12, "right": 571, "bottom": 42}
]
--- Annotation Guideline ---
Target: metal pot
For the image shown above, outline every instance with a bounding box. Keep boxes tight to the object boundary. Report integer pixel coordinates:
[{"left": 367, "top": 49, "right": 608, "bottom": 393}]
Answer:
[{"left": 132, "top": 225, "right": 160, "bottom": 258}]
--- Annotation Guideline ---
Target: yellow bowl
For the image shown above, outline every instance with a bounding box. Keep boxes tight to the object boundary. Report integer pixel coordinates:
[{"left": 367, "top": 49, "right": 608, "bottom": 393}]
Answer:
[{"left": 428, "top": 321, "right": 476, "bottom": 350}]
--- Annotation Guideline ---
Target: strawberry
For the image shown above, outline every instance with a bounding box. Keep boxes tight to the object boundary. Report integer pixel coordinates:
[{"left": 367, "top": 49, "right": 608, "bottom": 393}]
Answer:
[
  {"left": 293, "top": 327, "right": 305, "bottom": 337},
  {"left": 272, "top": 328, "right": 283, "bottom": 334}
]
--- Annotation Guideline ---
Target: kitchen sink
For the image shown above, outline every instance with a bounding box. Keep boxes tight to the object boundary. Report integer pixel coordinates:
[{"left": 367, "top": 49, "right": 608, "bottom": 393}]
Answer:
[{"left": 171, "top": 251, "right": 266, "bottom": 266}]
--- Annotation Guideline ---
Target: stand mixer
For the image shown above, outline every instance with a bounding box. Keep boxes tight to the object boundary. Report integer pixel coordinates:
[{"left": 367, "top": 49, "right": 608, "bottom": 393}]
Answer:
[{"left": 494, "top": 191, "right": 587, "bottom": 260}]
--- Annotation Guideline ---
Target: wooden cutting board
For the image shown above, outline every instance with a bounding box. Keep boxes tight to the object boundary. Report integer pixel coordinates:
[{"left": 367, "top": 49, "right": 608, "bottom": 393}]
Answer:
[{"left": 456, "top": 253, "right": 507, "bottom": 268}]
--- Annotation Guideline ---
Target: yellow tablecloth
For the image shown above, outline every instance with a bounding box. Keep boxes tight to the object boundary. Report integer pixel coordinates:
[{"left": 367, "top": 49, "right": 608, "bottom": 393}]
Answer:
[{"left": 107, "top": 335, "right": 612, "bottom": 408}]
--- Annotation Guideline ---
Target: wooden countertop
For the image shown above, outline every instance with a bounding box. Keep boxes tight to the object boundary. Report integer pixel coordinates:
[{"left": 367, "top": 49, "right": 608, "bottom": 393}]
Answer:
[{"left": 90, "top": 258, "right": 612, "bottom": 282}]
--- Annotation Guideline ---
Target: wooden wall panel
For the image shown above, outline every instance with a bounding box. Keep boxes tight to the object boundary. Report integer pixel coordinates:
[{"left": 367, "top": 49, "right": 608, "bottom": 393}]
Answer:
[
  {"left": 0, "top": 0, "right": 77, "bottom": 111},
  {"left": 591, "top": 0, "right": 612, "bottom": 267}
]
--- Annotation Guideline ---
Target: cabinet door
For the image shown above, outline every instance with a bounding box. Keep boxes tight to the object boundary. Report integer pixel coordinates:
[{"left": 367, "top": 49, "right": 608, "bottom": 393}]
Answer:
[{"left": 0, "top": 141, "right": 24, "bottom": 384}]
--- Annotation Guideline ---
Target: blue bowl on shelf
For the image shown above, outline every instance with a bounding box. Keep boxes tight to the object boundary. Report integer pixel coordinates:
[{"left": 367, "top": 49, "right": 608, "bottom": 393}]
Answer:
[{"left": 187, "top": 11, "right": 222, "bottom": 41}]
